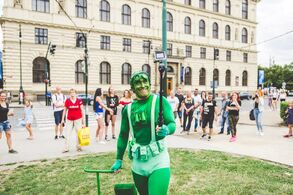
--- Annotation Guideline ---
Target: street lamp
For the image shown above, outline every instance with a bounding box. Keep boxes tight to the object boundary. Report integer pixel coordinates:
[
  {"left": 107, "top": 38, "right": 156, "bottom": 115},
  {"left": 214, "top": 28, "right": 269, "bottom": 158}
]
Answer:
[
  {"left": 19, "top": 24, "right": 24, "bottom": 104},
  {"left": 162, "top": 0, "right": 167, "bottom": 97},
  {"left": 82, "top": 33, "right": 89, "bottom": 127},
  {"left": 45, "top": 42, "right": 56, "bottom": 106},
  {"left": 213, "top": 48, "right": 219, "bottom": 99}
]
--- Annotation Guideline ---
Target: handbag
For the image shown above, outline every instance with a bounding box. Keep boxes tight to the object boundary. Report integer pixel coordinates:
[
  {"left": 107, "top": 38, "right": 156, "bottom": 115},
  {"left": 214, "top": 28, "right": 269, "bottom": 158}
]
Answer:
[
  {"left": 78, "top": 127, "right": 91, "bottom": 146},
  {"left": 249, "top": 109, "right": 255, "bottom": 121}
]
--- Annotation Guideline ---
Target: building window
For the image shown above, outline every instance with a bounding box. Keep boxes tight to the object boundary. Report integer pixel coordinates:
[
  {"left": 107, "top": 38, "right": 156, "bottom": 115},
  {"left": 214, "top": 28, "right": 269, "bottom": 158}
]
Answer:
[
  {"left": 184, "top": 17, "right": 191, "bottom": 34},
  {"left": 76, "top": 33, "right": 86, "bottom": 48},
  {"left": 199, "top": 68, "right": 206, "bottom": 85},
  {"left": 213, "top": 0, "right": 219, "bottom": 12},
  {"left": 184, "top": 67, "right": 192, "bottom": 85},
  {"left": 100, "top": 61, "right": 111, "bottom": 84},
  {"left": 243, "top": 53, "right": 248, "bottom": 63},
  {"left": 35, "top": 28, "right": 48, "bottom": 44},
  {"left": 242, "top": 28, "right": 248, "bottom": 43},
  {"left": 123, "top": 38, "right": 131, "bottom": 52},
  {"left": 184, "top": 0, "right": 191, "bottom": 5},
  {"left": 225, "top": 70, "right": 231, "bottom": 86},
  {"left": 32, "top": 0, "right": 50, "bottom": 13},
  {"left": 142, "top": 8, "right": 150, "bottom": 28},
  {"left": 225, "top": 0, "right": 231, "bottom": 15},
  {"left": 100, "top": 35, "right": 110, "bottom": 50},
  {"left": 225, "top": 25, "right": 231, "bottom": 40},
  {"left": 122, "top": 63, "right": 131, "bottom": 84},
  {"left": 199, "top": 20, "right": 206, "bottom": 37},
  {"left": 142, "top": 64, "right": 151, "bottom": 77},
  {"left": 226, "top": 50, "right": 231, "bottom": 61},
  {"left": 185, "top": 46, "right": 192, "bottom": 57},
  {"left": 235, "top": 76, "right": 239, "bottom": 86},
  {"left": 76, "top": 0, "right": 87, "bottom": 18},
  {"left": 122, "top": 4, "right": 131, "bottom": 25},
  {"left": 75, "top": 60, "right": 85, "bottom": 84},
  {"left": 32, "top": 57, "right": 48, "bottom": 83},
  {"left": 167, "top": 43, "right": 172, "bottom": 56},
  {"left": 200, "top": 47, "right": 206, "bottom": 59},
  {"left": 242, "top": 0, "right": 248, "bottom": 19},
  {"left": 199, "top": 0, "right": 205, "bottom": 9},
  {"left": 167, "top": 12, "right": 173, "bottom": 32},
  {"left": 213, "top": 69, "right": 219, "bottom": 86},
  {"left": 142, "top": 40, "right": 151, "bottom": 54},
  {"left": 242, "top": 71, "right": 248, "bottom": 86},
  {"left": 213, "top": 22, "right": 219, "bottom": 39},
  {"left": 100, "top": 0, "right": 110, "bottom": 22}
]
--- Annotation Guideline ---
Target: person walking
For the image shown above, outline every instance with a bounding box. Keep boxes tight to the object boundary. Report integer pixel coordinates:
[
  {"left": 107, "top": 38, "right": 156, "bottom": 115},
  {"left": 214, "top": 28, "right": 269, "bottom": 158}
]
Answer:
[
  {"left": 105, "top": 87, "right": 119, "bottom": 140},
  {"left": 181, "top": 90, "right": 194, "bottom": 134},
  {"left": 218, "top": 92, "right": 230, "bottom": 135},
  {"left": 279, "top": 90, "right": 287, "bottom": 103},
  {"left": 93, "top": 88, "right": 113, "bottom": 144},
  {"left": 272, "top": 90, "right": 278, "bottom": 111},
  {"left": 167, "top": 90, "right": 179, "bottom": 119},
  {"left": 175, "top": 87, "right": 184, "bottom": 127},
  {"left": 193, "top": 88, "right": 202, "bottom": 132},
  {"left": 268, "top": 90, "right": 273, "bottom": 110},
  {"left": 283, "top": 101, "right": 293, "bottom": 138},
  {"left": 61, "top": 89, "right": 85, "bottom": 153},
  {"left": 253, "top": 91, "right": 265, "bottom": 136},
  {"left": 119, "top": 89, "right": 132, "bottom": 111},
  {"left": 227, "top": 92, "right": 241, "bottom": 142},
  {"left": 24, "top": 99, "right": 34, "bottom": 140},
  {"left": 0, "top": 91, "right": 17, "bottom": 153},
  {"left": 52, "top": 86, "right": 66, "bottom": 139}
]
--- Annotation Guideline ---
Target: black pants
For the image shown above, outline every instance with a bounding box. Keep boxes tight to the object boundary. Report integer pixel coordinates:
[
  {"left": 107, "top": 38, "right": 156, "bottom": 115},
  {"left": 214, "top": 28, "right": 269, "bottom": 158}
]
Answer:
[{"left": 183, "top": 110, "right": 194, "bottom": 131}]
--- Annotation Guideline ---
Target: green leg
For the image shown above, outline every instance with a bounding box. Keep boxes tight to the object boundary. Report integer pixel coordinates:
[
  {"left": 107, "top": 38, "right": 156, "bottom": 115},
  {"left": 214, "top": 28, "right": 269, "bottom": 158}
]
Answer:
[
  {"left": 148, "top": 168, "right": 170, "bottom": 195},
  {"left": 132, "top": 171, "right": 148, "bottom": 195}
]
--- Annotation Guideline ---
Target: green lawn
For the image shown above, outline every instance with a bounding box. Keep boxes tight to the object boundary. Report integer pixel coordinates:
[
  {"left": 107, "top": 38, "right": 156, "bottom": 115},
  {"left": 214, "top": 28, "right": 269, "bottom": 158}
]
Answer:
[{"left": 0, "top": 149, "right": 292, "bottom": 195}]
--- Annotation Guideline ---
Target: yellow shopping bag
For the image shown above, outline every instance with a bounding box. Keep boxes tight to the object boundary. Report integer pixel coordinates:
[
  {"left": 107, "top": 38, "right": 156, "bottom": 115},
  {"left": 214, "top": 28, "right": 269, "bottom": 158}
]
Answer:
[{"left": 78, "top": 127, "right": 91, "bottom": 146}]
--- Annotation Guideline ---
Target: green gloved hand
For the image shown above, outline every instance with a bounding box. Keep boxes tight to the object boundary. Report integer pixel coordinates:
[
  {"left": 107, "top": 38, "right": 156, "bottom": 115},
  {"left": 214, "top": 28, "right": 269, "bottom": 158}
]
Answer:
[
  {"left": 111, "top": 159, "right": 122, "bottom": 171},
  {"left": 157, "top": 125, "right": 169, "bottom": 138}
]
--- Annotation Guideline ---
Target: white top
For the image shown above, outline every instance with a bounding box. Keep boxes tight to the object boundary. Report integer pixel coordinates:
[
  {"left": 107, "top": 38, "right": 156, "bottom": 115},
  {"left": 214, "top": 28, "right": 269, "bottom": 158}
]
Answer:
[
  {"left": 280, "top": 93, "right": 286, "bottom": 99},
  {"left": 193, "top": 95, "right": 202, "bottom": 111},
  {"left": 52, "top": 93, "right": 66, "bottom": 112},
  {"left": 167, "top": 96, "right": 179, "bottom": 112}
]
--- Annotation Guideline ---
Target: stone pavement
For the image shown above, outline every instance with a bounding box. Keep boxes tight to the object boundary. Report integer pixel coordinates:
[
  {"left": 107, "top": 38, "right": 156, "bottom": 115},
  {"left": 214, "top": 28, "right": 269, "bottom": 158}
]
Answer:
[{"left": 0, "top": 101, "right": 292, "bottom": 168}]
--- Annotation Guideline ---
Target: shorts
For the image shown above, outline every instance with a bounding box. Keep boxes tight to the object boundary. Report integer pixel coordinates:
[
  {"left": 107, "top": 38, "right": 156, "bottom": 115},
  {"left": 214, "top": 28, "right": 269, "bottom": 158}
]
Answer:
[
  {"left": 106, "top": 108, "right": 117, "bottom": 116},
  {"left": 0, "top": 121, "right": 12, "bottom": 132},
  {"left": 54, "top": 110, "right": 63, "bottom": 125},
  {"left": 280, "top": 99, "right": 285, "bottom": 102},
  {"left": 177, "top": 110, "right": 182, "bottom": 118},
  {"left": 202, "top": 115, "right": 214, "bottom": 129},
  {"left": 25, "top": 116, "right": 33, "bottom": 124},
  {"left": 95, "top": 112, "right": 103, "bottom": 119},
  {"left": 173, "top": 111, "right": 177, "bottom": 119},
  {"left": 272, "top": 98, "right": 277, "bottom": 101}
]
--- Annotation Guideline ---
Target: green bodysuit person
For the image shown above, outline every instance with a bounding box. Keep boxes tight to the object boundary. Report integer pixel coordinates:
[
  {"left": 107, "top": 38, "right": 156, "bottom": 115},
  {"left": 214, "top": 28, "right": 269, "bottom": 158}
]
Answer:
[{"left": 111, "top": 71, "right": 176, "bottom": 195}]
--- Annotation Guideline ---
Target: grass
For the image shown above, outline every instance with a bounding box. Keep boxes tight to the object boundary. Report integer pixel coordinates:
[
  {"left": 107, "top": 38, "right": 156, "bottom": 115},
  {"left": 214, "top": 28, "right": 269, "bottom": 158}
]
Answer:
[{"left": 0, "top": 149, "right": 292, "bottom": 195}]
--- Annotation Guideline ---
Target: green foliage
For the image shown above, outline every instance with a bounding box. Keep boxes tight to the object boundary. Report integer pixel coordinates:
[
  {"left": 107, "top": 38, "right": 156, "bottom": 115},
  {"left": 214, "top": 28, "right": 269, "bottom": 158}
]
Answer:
[
  {"left": 1, "top": 150, "right": 293, "bottom": 195},
  {"left": 280, "top": 102, "right": 289, "bottom": 122}
]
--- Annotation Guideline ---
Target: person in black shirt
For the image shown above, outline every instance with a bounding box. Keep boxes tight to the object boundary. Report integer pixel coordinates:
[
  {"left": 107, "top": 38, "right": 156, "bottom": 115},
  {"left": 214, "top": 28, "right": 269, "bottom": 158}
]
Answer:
[
  {"left": 175, "top": 88, "right": 184, "bottom": 127},
  {"left": 227, "top": 92, "right": 241, "bottom": 142},
  {"left": 105, "top": 87, "right": 119, "bottom": 140},
  {"left": 181, "top": 90, "right": 194, "bottom": 134},
  {"left": 0, "top": 91, "right": 17, "bottom": 153},
  {"left": 200, "top": 92, "right": 219, "bottom": 141}
]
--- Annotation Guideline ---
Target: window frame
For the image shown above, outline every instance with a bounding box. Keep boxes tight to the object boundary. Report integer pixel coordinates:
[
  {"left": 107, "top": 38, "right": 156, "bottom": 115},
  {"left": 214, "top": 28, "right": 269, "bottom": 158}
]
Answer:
[
  {"left": 167, "top": 12, "right": 173, "bottom": 32},
  {"left": 142, "top": 40, "right": 151, "bottom": 54},
  {"left": 226, "top": 50, "right": 231, "bottom": 61},
  {"left": 225, "top": 25, "right": 231, "bottom": 41},
  {"left": 199, "top": 20, "right": 206, "bottom": 37},
  {"left": 184, "top": 67, "right": 192, "bottom": 85},
  {"left": 200, "top": 47, "right": 206, "bottom": 59},
  {"left": 199, "top": 68, "right": 206, "bottom": 86},
  {"left": 199, "top": 0, "right": 206, "bottom": 9},
  {"left": 100, "top": 35, "right": 111, "bottom": 50},
  {"left": 121, "top": 63, "right": 132, "bottom": 85},
  {"left": 167, "top": 43, "right": 173, "bottom": 56},
  {"left": 142, "top": 64, "right": 151, "bottom": 77},
  {"left": 32, "top": 57, "right": 48, "bottom": 83},
  {"left": 76, "top": 0, "right": 87, "bottom": 19},
  {"left": 76, "top": 32, "right": 86, "bottom": 48},
  {"left": 123, "top": 38, "right": 132, "bottom": 52},
  {"left": 225, "top": 69, "right": 231, "bottom": 86},
  {"left": 242, "top": 28, "right": 248, "bottom": 43},
  {"left": 75, "top": 60, "right": 85, "bottom": 84},
  {"left": 100, "top": 61, "right": 111, "bottom": 84},
  {"left": 213, "top": 22, "right": 219, "bottom": 39},
  {"left": 242, "top": 71, "right": 248, "bottom": 86},
  {"left": 213, "top": 0, "right": 219, "bottom": 12},
  {"left": 122, "top": 4, "right": 131, "bottom": 25},
  {"left": 242, "top": 0, "right": 248, "bottom": 19},
  {"left": 100, "top": 0, "right": 110, "bottom": 22},
  {"left": 185, "top": 45, "right": 192, "bottom": 58},
  {"left": 142, "top": 8, "right": 150, "bottom": 28},
  {"left": 184, "top": 17, "right": 191, "bottom": 34},
  {"left": 35, "top": 28, "right": 48, "bottom": 44},
  {"left": 213, "top": 69, "right": 219, "bottom": 86},
  {"left": 243, "top": 53, "right": 248, "bottom": 63},
  {"left": 225, "top": 0, "right": 231, "bottom": 15},
  {"left": 32, "top": 0, "right": 50, "bottom": 13}
]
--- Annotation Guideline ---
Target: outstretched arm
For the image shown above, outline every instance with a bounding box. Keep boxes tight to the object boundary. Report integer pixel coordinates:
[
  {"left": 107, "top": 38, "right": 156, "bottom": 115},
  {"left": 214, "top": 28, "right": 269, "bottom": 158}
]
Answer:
[{"left": 116, "top": 106, "right": 130, "bottom": 160}]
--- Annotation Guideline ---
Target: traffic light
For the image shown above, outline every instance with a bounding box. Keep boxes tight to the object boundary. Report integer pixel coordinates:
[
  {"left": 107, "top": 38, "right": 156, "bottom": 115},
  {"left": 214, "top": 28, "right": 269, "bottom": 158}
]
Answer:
[
  {"left": 214, "top": 48, "right": 219, "bottom": 60},
  {"left": 50, "top": 44, "right": 56, "bottom": 55}
]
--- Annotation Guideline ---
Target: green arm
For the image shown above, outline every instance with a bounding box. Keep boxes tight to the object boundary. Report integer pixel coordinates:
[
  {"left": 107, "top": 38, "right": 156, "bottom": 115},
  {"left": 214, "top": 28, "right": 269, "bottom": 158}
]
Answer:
[{"left": 116, "top": 105, "right": 130, "bottom": 160}]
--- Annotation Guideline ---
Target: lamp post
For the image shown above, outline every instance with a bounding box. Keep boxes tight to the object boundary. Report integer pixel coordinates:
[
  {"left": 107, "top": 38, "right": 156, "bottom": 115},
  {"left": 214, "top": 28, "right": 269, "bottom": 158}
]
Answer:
[
  {"left": 19, "top": 24, "right": 24, "bottom": 104},
  {"left": 213, "top": 48, "right": 219, "bottom": 99},
  {"left": 45, "top": 42, "right": 51, "bottom": 106},
  {"left": 162, "top": 0, "right": 167, "bottom": 97},
  {"left": 83, "top": 33, "right": 89, "bottom": 127}
]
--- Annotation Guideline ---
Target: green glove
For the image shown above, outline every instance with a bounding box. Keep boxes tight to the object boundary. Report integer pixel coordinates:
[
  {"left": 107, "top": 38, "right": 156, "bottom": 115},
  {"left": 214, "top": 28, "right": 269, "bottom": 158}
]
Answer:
[
  {"left": 157, "top": 125, "right": 169, "bottom": 138},
  {"left": 111, "top": 159, "right": 122, "bottom": 171}
]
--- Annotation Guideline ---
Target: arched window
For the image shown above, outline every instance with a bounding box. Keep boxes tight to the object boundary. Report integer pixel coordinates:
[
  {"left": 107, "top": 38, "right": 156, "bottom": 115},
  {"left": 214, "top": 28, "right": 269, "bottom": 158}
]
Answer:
[
  {"left": 167, "top": 66, "right": 174, "bottom": 73},
  {"left": 75, "top": 60, "right": 85, "bottom": 84},
  {"left": 199, "top": 68, "right": 206, "bottom": 86},
  {"left": 142, "top": 64, "right": 151, "bottom": 77},
  {"left": 242, "top": 0, "right": 248, "bottom": 19},
  {"left": 184, "top": 17, "right": 191, "bottom": 34},
  {"left": 122, "top": 4, "right": 131, "bottom": 25},
  {"left": 199, "top": 20, "right": 205, "bottom": 37},
  {"left": 121, "top": 63, "right": 132, "bottom": 84},
  {"left": 213, "top": 0, "right": 219, "bottom": 12},
  {"left": 100, "top": 61, "right": 111, "bottom": 84},
  {"left": 213, "top": 22, "right": 219, "bottom": 39},
  {"left": 225, "top": 25, "right": 231, "bottom": 40},
  {"left": 225, "top": 70, "right": 231, "bottom": 86},
  {"left": 184, "top": 67, "right": 192, "bottom": 85},
  {"left": 225, "top": 0, "right": 231, "bottom": 15},
  {"left": 32, "top": 57, "right": 49, "bottom": 83},
  {"left": 167, "top": 12, "right": 173, "bottom": 32},
  {"left": 242, "top": 28, "right": 248, "bottom": 43},
  {"left": 242, "top": 71, "right": 248, "bottom": 86},
  {"left": 100, "top": 0, "right": 110, "bottom": 22},
  {"left": 142, "top": 8, "right": 150, "bottom": 28},
  {"left": 213, "top": 69, "right": 219, "bottom": 86}
]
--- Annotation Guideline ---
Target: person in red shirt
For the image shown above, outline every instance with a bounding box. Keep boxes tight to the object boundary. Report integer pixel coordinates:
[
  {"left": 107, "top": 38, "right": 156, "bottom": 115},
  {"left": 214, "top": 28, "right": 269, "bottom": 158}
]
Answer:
[{"left": 61, "top": 88, "right": 85, "bottom": 153}]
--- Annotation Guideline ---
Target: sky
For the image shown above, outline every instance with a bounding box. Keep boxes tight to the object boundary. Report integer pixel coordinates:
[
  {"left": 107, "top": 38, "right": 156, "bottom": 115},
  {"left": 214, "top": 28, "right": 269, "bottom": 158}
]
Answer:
[{"left": 0, "top": 1, "right": 292, "bottom": 66}]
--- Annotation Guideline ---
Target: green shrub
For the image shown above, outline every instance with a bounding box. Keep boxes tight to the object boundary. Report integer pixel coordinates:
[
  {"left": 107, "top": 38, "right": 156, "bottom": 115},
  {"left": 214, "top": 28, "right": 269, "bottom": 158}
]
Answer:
[{"left": 280, "top": 102, "right": 289, "bottom": 122}]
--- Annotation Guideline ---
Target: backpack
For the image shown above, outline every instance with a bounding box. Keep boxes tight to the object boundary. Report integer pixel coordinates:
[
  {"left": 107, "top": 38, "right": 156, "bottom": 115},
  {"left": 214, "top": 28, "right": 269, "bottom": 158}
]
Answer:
[{"left": 249, "top": 109, "right": 255, "bottom": 121}]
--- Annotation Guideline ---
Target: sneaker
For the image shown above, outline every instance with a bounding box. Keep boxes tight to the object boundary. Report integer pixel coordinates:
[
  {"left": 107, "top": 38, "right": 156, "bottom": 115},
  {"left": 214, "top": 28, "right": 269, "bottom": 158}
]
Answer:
[
  {"left": 105, "top": 135, "right": 110, "bottom": 141},
  {"left": 283, "top": 134, "right": 293, "bottom": 138},
  {"left": 229, "top": 136, "right": 236, "bottom": 142},
  {"left": 194, "top": 129, "right": 197, "bottom": 132},
  {"left": 112, "top": 135, "right": 116, "bottom": 139},
  {"left": 218, "top": 131, "right": 224, "bottom": 134},
  {"left": 55, "top": 135, "right": 58, "bottom": 140},
  {"left": 208, "top": 136, "right": 211, "bottom": 141},
  {"left": 59, "top": 135, "right": 65, "bottom": 139},
  {"left": 201, "top": 134, "right": 207, "bottom": 139},
  {"left": 98, "top": 141, "right": 106, "bottom": 144},
  {"left": 180, "top": 130, "right": 185, "bottom": 134},
  {"left": 227, "top": 132, "right": 231, "bottom": 135},
  {"left": 62, "top": 149, "right": 69, "bottom": 153},
  {"left": 8, "top": 149, "right": 18, "bottom": 154},
  {"left": 77, "top": 147, "right": 82, "bottom": 152},
  {"left": 260, "top": 132, "right": 264, "bottom": 136}
]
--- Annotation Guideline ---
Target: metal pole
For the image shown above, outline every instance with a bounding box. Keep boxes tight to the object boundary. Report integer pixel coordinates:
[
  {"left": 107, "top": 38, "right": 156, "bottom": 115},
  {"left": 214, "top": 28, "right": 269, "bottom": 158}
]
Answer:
[
  {"left": 213, "top": 48, "right": 216, "bottom": 99},
  {"left": 19, "top": 24, "right": 23, "bottom": 104},
  {"left": 162, "top": 0, "right": 167, "bottom": 97},
  {"left": 96, "top": 173, "right": 101, "bottom": 195},
  {"left": 45, "top": 42, "right": 51, "bottom": 106},
  {"left": 84, "top": 34, "right": 89, "bottom": 127}
]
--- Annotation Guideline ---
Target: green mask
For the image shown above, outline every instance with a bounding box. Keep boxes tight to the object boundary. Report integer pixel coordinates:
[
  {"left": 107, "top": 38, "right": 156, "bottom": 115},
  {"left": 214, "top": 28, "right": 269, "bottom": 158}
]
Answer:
[{"left": 130, "top": 72, "right": 151, "bottom": 99}]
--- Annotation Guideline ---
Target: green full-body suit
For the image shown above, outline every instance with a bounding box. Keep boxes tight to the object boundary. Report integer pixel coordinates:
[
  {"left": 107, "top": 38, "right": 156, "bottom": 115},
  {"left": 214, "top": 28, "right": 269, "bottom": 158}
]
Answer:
[{"left": 111, "top": 72, "right": 176, "bottom": 195}]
